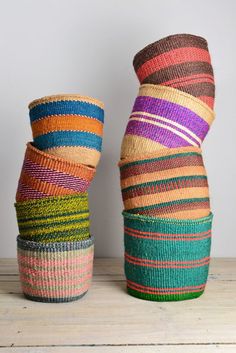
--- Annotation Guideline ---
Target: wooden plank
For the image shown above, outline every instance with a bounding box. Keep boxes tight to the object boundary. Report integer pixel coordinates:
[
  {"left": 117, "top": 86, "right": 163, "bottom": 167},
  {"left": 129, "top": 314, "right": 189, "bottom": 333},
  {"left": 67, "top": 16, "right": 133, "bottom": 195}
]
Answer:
[
  {"left": 0, "top": 258, "right": 235, "bottom": 348},
  {"left": 1, "top": 344, "right": 236, "bottom": 353}
]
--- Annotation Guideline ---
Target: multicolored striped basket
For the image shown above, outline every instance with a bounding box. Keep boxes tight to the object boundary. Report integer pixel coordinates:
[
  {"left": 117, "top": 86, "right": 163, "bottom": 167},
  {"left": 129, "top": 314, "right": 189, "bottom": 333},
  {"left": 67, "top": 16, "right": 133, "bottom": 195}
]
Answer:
[
  {"left": 17, "top": 236, "right": 94, "bottom": 302},
  {"left": 29, "top": 94, "right": 104, "bottom": 167},
  {"left": 133, "top": 33, "right": 215, "bottom": 109},
  {"left": 121, "top": 84, "right": 215, "bottom": 158},
  {"left": 119, "top": 34, "right": 215, "bottom": 301},
  {"left": 16, "top": 143, "right": 95, "bottom": 201},
  {"left": 119, "top": 147, "right": 210, "bottom": 219},
  {"left": 123, "top": 211, "right": 213, "bottom": 301},
  {"left": 15, "top": 193, "right": 90, "bottom": 243},
  {"left": 15, "top": 93, "right": 104, "bottom": 302}
]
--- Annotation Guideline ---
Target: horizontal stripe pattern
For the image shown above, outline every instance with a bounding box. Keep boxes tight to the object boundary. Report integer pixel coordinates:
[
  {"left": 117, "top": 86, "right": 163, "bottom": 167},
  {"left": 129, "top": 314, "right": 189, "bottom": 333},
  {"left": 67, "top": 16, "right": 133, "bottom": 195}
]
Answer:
[
  {"left": 120, "top": 147, "right": 209, "bottom": 219},
  {"left": 125, "top": 119, "right": 192, "bottom": 149},
  {"left": 119, "top": 34, "right": 215, "bottom": 302},
  {"left": 16, "top": 143, "right": 95, "bottom": 201},
  {"left": 125, "top": 253, "right": 210, "bottom": 268},
  {"left": 124, "top": 226, "right": 211, "bottom": 241},
  {"left": 136, "top": 47, "right": 211, "bottom": 83},
  {"left": 129, "top": 114, "right": 201, "bottom": 145},
  {"left": 123, "top": 211, "right": 212, "bottom": 301},
  {"left": 17, "top": 236, "right": 94, "bottom": 302},
  {"left": 32, "top": 115, "right": 103, "bottom": 138},
  {"left": 132, "top": 96, "right": 209, "bottom": 141},
  {"left": 127, "top": 279, "right": 206, "bottom": 293},
  {"left": 29, "top": 99, "right": 104, "bottom": 123},
  {"left": 133, "top": 34, "right": 209, "bottom": 69},
  {"left": 120, "top": 147, "right": 204, "bottom": 175},
  {"left": 138, "top": 85, "right": 214, "bottom": 125},
  {"left": 15, "top": 194, "right": 90, "bottom": 243},
  {"left": 132, "top": 34, "right": 215, "bottom": 108},
  {"left": 141, "top": 62, "right": 214, "bottom": 88},
  {"left": 33, "top": 130, "right": 102, "bottom": 152},
  {"left": 29, "top": 94, "right": 104, "bottom": 166},
  {"left": 15, "top": 94, "right": 103, "bottom": 302},
  {"left": 122, "top": 86, "right": 214, "bottom": 157},
  {"left": 121, "top": 84, "right": 214, "bottom": 158},
  {"left": 122, "top": 176, "right": 208, "bottom": 200},
  {"left": 128, "top": 198, "right": 210, "bottom": 219}
]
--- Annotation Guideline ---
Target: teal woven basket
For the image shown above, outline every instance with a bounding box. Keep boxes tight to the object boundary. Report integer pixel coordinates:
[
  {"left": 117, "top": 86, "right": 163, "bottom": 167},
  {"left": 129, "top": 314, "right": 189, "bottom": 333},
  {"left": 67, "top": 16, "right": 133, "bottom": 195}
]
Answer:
[{"left": 123, "top": 211, "right": 213, "bottom": 301}]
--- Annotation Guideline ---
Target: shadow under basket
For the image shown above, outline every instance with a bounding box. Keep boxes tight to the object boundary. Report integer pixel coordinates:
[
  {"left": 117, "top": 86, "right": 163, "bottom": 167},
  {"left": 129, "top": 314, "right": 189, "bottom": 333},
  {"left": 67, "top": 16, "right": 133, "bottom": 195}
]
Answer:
[
  {"left": 123, "top": 211, "right": 213, "bottom": 301},
  {"left": 17, "top": 236, "right": 94, "bottom": 303}
]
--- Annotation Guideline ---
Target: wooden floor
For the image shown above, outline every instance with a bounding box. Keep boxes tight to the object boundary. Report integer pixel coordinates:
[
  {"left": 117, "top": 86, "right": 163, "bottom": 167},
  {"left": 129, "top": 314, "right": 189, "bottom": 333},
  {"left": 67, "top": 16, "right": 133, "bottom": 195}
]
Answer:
[{"left": 0, "top": 258, "right": 236, "bottom": 352}]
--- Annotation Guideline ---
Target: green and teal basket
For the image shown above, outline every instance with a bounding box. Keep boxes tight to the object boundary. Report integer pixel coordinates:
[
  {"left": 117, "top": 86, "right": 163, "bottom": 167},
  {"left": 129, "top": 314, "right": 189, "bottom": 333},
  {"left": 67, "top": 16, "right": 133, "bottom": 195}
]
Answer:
[{"left": 123, "top": 211, "right": 213, "bottom": 301}]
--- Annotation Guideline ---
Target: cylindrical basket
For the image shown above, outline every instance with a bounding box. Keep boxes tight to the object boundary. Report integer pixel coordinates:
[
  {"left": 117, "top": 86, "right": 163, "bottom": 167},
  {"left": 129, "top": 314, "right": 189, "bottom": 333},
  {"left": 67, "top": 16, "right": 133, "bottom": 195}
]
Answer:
[{"left": 123, "top": 211, "right": 213, "bottom": 301}]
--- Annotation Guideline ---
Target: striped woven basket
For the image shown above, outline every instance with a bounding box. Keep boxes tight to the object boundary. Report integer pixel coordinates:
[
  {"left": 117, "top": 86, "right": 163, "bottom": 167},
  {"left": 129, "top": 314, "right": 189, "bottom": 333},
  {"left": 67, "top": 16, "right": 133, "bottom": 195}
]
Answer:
[
  {"left": 120, "top": 34, "right": 215, "bottom": 301},
  {"left": 15, "top": 94, "right": 104, "bottom": 302},
  {"left": 123, "top": 211, "right": 212, "bottom": 301}
]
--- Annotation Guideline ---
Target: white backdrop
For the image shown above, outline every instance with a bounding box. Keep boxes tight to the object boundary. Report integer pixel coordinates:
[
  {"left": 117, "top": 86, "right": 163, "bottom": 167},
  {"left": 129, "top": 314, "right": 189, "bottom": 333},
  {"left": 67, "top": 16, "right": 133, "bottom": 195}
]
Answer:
[{"left": 0, "top": 0, "right": 235, "bottom": 257}]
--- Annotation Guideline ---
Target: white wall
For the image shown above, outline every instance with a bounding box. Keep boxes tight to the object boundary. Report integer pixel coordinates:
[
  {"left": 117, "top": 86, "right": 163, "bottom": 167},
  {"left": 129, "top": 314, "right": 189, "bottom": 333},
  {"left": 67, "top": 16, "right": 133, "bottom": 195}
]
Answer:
[{"left": 0, "top": 0, "right": 235, "bottom": 257}]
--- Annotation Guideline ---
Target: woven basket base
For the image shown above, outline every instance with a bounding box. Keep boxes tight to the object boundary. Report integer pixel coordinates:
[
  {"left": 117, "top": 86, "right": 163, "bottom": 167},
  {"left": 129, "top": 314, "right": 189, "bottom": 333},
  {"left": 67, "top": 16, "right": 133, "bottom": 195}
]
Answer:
[
  {"left": 23, "top": 291, "right": 88, "bottom": 303},
  {"left": 127, "top": 286, "right": 204, "bottom": 301}
]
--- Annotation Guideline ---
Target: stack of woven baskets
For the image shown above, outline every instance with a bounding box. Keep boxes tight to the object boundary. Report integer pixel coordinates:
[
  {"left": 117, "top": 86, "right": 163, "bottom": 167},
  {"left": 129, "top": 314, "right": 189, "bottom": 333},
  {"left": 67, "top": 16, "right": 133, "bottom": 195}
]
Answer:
[
  {"left": 119, "top": 34, "right": 215, "bottom": 301},
  {"left": 15, "top": 94, "right": 104, "bottom": 302}
]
